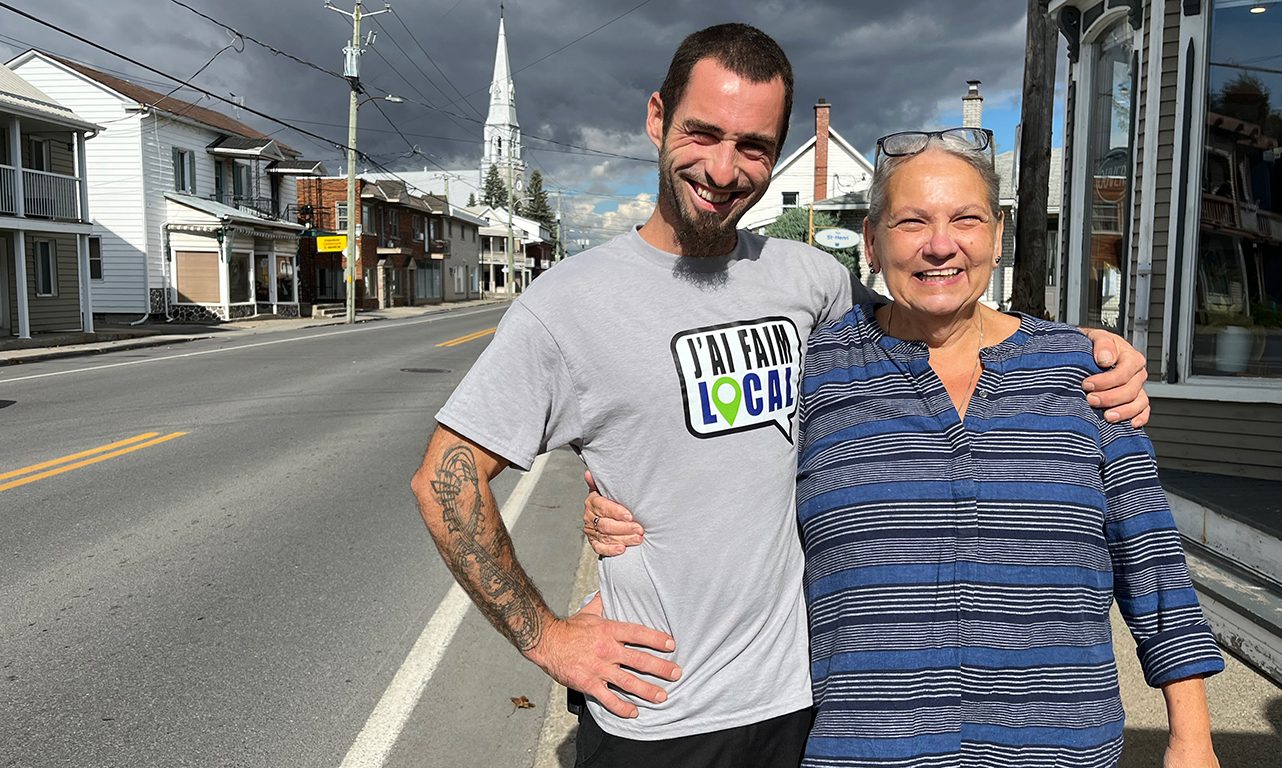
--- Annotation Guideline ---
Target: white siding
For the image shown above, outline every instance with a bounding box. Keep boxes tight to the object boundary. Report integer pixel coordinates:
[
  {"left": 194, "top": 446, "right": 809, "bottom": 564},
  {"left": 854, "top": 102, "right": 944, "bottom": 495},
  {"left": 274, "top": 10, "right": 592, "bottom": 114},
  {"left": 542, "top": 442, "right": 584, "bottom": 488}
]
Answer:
[
  {"left": 143, "top": 115, "right": 223, "bottom": 289},
  {"left": 740, "top": 138, "right": 873, "bottom": 232},
  {"left": 11, "top": 56, "right": 149, "bottom": 313}
]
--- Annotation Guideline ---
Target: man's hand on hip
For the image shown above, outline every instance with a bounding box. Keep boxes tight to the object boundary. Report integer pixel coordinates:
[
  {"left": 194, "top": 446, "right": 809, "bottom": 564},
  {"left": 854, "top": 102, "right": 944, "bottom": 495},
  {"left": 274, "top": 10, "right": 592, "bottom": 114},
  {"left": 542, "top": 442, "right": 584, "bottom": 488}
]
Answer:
[{"left": 525, "top": 593, "right": 681, "bottom": 719}]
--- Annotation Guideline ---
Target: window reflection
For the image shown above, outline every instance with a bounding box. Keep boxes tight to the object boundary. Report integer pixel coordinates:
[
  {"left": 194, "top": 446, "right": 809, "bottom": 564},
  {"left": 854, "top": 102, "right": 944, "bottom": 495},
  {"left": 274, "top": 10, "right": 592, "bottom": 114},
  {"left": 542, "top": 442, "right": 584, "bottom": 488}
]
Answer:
[
  {"left": 1083, "top": 21, "right": 1133, "bottom": 333},
  {"left": 229, "top": 254, "right": 250, "bottom": 304},
  {"left": 1193, "top": 0, "right": 1282, "bottom": 377}
]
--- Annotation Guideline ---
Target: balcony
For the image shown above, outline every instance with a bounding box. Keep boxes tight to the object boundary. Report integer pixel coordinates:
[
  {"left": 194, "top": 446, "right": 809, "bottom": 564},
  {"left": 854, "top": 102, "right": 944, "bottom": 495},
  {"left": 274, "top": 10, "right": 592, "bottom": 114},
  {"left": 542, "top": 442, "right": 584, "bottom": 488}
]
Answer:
[
  {"left": 1201, "top": 193, "right": 1282, "bottom": 244},
  {"left": 208, "top": 192, "right": 283, "bottom": 221},
  {"left": 0, "top": 165, "right": 83, "bottom": 221}
]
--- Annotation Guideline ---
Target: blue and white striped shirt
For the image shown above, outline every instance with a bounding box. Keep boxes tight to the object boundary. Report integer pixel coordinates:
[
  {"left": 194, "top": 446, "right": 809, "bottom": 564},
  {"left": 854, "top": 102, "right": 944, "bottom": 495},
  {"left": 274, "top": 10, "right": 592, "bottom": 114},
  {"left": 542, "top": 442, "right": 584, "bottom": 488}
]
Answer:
[{"left": 796, "top": 304, "right": 1223, "bottom": 768}]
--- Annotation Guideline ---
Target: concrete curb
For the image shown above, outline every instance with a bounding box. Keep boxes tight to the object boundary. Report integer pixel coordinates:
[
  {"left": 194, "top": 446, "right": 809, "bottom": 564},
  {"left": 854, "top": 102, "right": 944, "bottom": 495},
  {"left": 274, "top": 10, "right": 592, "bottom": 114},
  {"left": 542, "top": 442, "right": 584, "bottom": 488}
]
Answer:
[
  {"left": 0, "top": 334, "right": 212, "bottom": 366},
  {"left": 531, "top": 541, "right": 598, "bottom": 768},
  {"left": 0, "top": 299, "right": 511, "bottom": 367}
]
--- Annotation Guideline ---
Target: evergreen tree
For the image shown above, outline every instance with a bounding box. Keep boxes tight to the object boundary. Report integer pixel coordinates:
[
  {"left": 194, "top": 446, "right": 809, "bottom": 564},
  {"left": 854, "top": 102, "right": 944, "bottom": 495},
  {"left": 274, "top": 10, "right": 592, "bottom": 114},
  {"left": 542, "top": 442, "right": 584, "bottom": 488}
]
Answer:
[
  {"left": 524, "top": 170, "right": 555, "bottom": 229},
  {"left": 763, "top": 206, "right": 860, "bottom": 277},
  {"left": 466, "top": 192, "right": 477, "bottom": 207},
  {"left": 482, "top": 164, "right": 508, "bottom": 208}
]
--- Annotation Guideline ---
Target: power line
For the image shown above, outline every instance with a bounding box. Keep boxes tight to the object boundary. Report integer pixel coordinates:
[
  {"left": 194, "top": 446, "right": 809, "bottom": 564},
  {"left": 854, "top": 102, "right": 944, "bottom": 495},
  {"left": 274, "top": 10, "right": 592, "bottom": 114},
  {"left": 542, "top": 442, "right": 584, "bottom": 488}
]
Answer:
[
  {"left": 159, "top": 1, "right": 654, "bottom": 166},
  {"left": 365, "top": 19, "right": 447, "bottom": 108},
  {"left": 388, "top": 7, "right": 485, "bottom": 121},
  {"left": 512, "top": 0, "right": 655, "bottom": 78},
  {"left": 168, "top": 0, "right": 348, "bottom": 84},
  {"left": 446, "top": 0, "right": 656, "bottom": 108},
  {"left": 0, "top": 1, "right": 437, "bottom": 196},
  {"left": 361, "top": 36, "right": 476, "bottom": 138}
]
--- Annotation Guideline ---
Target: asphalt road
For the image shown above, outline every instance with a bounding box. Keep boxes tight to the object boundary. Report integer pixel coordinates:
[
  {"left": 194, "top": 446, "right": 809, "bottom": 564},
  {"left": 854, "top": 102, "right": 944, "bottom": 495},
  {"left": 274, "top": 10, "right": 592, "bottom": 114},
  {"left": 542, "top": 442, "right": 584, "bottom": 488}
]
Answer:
[
  {"left": 0, "top": 305, "right": 585, "bottom": 768},
  {"left": 3, "top": 304, "right": 1280, "bottom": 767}
]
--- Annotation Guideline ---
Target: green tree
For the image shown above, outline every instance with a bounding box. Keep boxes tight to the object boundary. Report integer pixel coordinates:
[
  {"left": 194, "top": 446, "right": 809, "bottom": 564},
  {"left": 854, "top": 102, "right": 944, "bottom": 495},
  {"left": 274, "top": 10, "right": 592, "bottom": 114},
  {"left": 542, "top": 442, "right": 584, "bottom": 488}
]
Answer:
[
  {"left": 482, "top": 164, "right": 508, "bottom": 208},
  {"left": 764, "top": 206, "right": 860, "bottom": 276},
  {"left": 466, "top": 192, "right": 477, "bottom": 207},
  {"left": 524, "top": 170, "right": 555, "bottom": 229}
]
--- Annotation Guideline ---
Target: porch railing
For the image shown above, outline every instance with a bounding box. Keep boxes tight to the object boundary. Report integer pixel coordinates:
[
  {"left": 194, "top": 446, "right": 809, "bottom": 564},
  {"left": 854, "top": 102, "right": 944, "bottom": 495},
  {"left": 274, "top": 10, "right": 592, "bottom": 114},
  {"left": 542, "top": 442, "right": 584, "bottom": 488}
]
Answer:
[
  {"left": 1, "top": 165, "right": 82, "bottom": 219},
  {"left": 0, "top": 165, "right": 14, "bottom": 215},
  {"left": 209, "top": 192, "right": 282, "bottom": 220}
]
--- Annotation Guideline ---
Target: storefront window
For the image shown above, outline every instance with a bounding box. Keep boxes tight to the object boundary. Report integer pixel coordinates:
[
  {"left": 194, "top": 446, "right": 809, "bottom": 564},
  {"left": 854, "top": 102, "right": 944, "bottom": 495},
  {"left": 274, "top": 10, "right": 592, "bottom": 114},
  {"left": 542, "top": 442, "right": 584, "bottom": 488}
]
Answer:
[
  {"left": 277, "top": 256, "right": 295, "bottom": 302},
  {"left": 229, "top": 254, "right": 251, "bottom": 303},
  {"left": 1192, "top": 0, "right": 1282, "bottom": 378},
  {"left": 1081, "top": 20, "right": 1133, "bottom": 333},
  {"left": 254, "top": 255, "right": 270, "bottom": 302}
]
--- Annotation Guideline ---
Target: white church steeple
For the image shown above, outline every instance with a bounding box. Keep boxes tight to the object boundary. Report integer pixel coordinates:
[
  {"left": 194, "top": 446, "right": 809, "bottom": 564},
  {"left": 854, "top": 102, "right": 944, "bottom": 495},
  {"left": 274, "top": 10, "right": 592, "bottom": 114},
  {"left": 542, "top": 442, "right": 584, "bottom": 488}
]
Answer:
[{"left": 482, "top": 7, "right": 524, "bottom": 192}]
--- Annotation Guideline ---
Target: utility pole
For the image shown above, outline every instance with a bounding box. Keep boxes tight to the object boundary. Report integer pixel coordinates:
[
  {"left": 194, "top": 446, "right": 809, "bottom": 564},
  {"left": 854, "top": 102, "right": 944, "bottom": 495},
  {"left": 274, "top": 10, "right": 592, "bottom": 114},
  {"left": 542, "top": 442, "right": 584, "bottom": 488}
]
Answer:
[
  {"left": 506, "top": 160, "right": 516, "bottom": 296},
  {"left": 555, "top": 193, "right": 563, "bottom": 262},
  {"left": 326, "top": 0, "right": 391, "bottom": 324},
  {"left": 1010, "top": 0, "right": 1056, "bottom": 317}
]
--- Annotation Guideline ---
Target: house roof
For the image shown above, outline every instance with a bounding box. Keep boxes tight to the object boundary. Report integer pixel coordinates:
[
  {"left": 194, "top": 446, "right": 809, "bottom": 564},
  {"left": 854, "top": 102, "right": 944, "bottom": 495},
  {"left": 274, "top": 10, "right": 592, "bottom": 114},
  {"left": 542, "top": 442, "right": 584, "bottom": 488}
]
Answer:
[
  {"left": 0, "top": 62, "right": 99, "bottom": 132},
  {"left": 165, "top": 191, "right": 303, "bottom": 231},
  {"left": 267, "top": 159, "right": 328, "bottom": 176},
  {"left": 812, "top": 189, "right": 870, "bottom": 210},
  {"left": 421, "top": 193, "right": 490, "bottom": 226},
  {"left": 995, "top": 147, "right": 1063, "bottom": 212},
  {"left": 772, "top": 127, "right": 875, "bottom": 181},
  {"left": 22, "top": 51, "right": 297, "bottom": 156},
  {"left": 207, "top": 136, "right": 289, "bottom": 161},
  {"left": 466, "top": 204, "right": 548, "bottom": 240},
  {"left": 361, "top": 179, "right": 435, "bottom": 212}
]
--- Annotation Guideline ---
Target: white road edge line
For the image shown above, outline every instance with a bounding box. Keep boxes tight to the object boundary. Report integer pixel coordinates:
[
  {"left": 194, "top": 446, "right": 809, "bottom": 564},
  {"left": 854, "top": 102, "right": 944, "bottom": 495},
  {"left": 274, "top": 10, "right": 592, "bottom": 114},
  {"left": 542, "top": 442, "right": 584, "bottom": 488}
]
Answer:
[
  {"left": 0, "top": 307, "right": 505, "bottom": 386},
  {"left": 338, "top": 452, "right": 551, "bottom": 768}
]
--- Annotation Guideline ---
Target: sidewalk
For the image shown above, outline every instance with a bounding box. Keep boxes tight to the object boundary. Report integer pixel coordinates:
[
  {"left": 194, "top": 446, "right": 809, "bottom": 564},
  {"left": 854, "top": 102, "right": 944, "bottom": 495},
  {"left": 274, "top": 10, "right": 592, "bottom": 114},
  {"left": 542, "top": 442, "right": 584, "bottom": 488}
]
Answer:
[
  {"left": 530, "top": 555, "right": 1281, "bottom": 767},
  {"left": 0, "top": 298, "right": 510, "bottom": 366}
]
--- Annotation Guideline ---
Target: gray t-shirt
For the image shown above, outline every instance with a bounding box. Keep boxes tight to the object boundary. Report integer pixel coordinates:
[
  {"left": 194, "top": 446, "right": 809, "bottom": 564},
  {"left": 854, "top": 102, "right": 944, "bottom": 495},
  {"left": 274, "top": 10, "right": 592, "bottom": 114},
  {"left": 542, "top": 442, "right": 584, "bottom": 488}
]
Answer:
[{"left": 436, "top": 227, "right": 864, "bottom": 740}]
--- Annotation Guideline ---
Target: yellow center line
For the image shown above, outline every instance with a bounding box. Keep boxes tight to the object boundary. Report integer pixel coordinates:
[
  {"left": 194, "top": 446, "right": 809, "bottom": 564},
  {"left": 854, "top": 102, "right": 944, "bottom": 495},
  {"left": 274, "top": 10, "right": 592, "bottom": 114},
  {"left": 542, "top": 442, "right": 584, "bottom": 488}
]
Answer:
[
  {"left": 436, "top": 327, "right": 497, "bottom": 348},
  {"left": 0, "top": 432, "right": 161, "bottom": 482},
  {"left": 0, "top": 432, "right": 188, "bottom": 493}
]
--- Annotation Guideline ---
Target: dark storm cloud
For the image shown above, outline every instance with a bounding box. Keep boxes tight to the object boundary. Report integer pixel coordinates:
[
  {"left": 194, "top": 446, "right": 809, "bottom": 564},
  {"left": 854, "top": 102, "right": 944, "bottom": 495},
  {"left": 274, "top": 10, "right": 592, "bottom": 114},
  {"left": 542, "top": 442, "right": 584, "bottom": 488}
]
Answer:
[
  {"left": 0, "top": 0, "right": 1029, "bottom": 217},
  {"left": 0, "top": 1, "right": 1028, "bottom": 152}
]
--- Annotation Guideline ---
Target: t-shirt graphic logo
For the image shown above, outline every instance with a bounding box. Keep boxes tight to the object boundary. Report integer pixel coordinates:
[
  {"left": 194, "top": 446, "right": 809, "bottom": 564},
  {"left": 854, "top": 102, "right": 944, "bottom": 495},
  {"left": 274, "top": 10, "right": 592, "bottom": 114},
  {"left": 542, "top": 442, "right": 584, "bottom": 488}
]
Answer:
[{"left": 670, "top": 317, "right": 802, "bottom": 443}]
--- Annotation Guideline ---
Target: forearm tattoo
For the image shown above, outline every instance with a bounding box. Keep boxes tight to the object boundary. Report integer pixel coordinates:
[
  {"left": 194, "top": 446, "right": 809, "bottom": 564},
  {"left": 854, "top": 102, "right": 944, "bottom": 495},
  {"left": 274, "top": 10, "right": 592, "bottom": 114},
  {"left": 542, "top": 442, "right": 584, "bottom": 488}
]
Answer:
[{"left": 430, "top": 445, "right": 545, "bottom": 651}]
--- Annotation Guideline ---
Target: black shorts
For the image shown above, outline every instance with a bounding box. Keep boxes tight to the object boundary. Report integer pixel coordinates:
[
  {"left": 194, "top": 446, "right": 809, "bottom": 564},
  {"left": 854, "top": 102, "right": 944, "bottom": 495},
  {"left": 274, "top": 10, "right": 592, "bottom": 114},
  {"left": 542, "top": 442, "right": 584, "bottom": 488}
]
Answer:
[{"left": 574, "top": 706, "right": 812, "bottom": 768}]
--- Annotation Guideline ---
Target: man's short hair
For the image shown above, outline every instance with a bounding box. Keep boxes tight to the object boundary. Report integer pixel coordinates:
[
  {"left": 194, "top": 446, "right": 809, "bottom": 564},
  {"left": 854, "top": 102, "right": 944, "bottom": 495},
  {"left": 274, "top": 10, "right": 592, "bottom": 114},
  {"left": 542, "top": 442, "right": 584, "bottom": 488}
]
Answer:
[{"left": 658, "top": 23, "right": 795, "bottom": 157}]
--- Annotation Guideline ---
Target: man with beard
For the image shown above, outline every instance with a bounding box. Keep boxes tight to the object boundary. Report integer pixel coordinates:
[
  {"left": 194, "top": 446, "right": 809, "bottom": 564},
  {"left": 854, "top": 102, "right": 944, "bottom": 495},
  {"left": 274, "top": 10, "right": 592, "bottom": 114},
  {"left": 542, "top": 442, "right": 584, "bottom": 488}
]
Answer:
[{"left": 411, "top": 23, "right": 1149, "bottom": 767}]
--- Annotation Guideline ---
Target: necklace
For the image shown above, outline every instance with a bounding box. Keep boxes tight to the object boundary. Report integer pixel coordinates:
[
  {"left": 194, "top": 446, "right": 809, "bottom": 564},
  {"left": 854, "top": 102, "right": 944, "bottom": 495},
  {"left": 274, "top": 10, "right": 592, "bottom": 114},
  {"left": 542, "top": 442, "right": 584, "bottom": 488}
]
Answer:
[
  {"left": 966, "top": 310, "right": 986, "bottom": 398},
  {"left": 886, "top": 303, "right": 986, "bottom": 404}
]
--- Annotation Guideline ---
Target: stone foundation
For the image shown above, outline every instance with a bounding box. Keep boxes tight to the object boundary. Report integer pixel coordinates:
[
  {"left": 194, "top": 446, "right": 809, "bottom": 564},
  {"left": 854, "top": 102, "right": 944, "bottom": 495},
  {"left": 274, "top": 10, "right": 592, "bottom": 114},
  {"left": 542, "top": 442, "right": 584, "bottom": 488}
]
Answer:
[
  {"left": 228, "top": 304, "right": 256, "bottom": 320},
  {"left": 149, "top": 289, "right": 167, "bottom": 314},
  {"left": 169, "top": 304, "right": 224, "bottom": 323},
  {"left": 276, "top": 304, "right": 300, "bottom": 319}
]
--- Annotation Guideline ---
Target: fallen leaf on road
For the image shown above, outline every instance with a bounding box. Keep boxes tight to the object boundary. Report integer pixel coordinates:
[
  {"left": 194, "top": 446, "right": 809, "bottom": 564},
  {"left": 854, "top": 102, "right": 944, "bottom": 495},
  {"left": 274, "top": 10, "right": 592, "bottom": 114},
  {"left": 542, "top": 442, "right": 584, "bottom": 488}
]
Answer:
[{"left": 510, "top": 695, "right": 535, "bottom": 712}]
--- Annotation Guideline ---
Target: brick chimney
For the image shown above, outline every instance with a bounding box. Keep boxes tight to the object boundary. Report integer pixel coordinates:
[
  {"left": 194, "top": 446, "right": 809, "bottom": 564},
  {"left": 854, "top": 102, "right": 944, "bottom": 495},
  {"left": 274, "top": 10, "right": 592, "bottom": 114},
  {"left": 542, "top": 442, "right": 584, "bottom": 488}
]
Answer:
[
  {"left": 962, "top": 80, "right": 983, "bottom": 128},
  {"left": 813, "top": 98, "right": 830, "bottom": 202}
]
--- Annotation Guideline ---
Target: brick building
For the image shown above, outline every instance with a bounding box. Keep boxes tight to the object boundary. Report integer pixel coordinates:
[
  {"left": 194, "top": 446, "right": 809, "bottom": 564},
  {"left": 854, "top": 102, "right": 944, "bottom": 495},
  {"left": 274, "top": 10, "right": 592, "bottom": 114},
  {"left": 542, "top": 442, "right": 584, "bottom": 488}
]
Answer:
[{"left": 295, "top": 176, "right": 481, "bottom": 313}]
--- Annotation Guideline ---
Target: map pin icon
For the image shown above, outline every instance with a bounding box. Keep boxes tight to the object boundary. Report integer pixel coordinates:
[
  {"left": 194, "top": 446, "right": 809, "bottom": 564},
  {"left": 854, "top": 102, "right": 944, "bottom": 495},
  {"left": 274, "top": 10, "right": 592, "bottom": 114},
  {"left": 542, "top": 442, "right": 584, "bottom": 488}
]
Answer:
[{"left": 712, "top": 376, "right": 743, "bottom": 426}]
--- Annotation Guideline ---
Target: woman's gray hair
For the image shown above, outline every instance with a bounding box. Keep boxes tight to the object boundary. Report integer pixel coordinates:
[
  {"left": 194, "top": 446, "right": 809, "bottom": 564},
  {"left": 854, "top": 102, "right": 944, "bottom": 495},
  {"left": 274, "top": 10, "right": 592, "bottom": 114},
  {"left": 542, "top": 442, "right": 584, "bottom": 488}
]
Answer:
[{"left": 865, "top": 136, "right": 1002, "bottom": 227}]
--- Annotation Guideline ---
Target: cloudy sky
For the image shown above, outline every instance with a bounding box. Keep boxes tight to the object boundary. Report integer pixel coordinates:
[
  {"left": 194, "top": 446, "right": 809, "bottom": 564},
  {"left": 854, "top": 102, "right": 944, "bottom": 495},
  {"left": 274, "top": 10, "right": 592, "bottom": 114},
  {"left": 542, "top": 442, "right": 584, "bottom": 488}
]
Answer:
[{"left": 0, "top": 0, "right": 1063, "bottom": 245}]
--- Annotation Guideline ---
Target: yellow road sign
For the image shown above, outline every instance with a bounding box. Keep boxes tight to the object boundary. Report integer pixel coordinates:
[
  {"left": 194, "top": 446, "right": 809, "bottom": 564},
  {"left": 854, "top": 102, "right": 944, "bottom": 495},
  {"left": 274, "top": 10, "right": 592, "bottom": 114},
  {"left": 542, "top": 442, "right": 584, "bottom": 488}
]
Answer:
[{"left": 316, "top": 235, "right": 348, "bottom": 253}]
